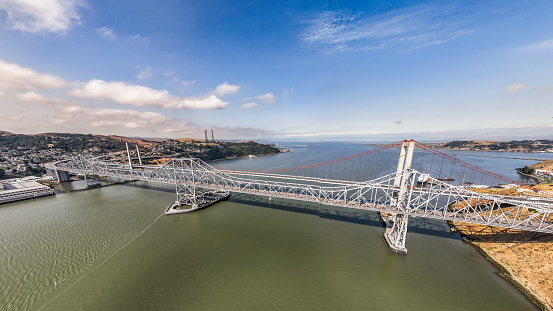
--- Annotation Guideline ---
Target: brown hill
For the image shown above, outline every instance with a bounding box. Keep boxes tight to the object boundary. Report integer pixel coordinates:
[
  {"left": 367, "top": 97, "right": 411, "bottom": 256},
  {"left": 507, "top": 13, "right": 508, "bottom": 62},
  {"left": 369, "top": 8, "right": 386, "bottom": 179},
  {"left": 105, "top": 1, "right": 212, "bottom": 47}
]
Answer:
[
  {"left": 177, "top": 138, "right": 205, "bottom": 143},
  {"left": 531, "top": 160, "right": 553, "bottom": 172},
  {"left": 108, "top": 135, "right": 153, "bottom": 146}
]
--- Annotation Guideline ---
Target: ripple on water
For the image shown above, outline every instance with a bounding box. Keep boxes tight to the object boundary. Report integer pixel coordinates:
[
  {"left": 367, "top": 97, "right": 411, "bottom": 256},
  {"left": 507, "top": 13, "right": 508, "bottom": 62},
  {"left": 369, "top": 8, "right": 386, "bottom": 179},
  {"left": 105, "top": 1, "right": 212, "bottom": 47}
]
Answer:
[{"left": 0, "top": 184, "right": 170, "bottom": 311}]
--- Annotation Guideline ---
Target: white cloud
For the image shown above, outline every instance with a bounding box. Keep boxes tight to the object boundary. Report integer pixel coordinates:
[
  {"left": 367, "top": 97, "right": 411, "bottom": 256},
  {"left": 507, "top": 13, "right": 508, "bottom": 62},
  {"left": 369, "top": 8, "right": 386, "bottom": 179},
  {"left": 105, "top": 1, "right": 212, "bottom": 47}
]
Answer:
[
  {"left": 255, "top": 92, "right": 276, "bottom": 105},
  {"left": 8, "top": 115, "right": 22, "bottom": 121},
  {"left": 214, "top": 82, "right": 240, "bottom": 97},
  {"left": 240, "top": 102, "right": 258, "bottom": 109},
  {"left": 505, "top": 83, "right": 525, "bottom": 94},
  {"left": 0, "top": 60, "right": 67, "bottom": 91},
  {"left": 131, "top": 33, "right": 150, "bottom": 44},
  {"left": 518, "top": 38, "right": 553, "bottom": 52},
  {"left": 97, "top": 26, "right": 117, "bottom": 41},
  {"left": 394, "top": 118, "right": 403, "bottom": 124},
  {"left": 0, "top": 0, "right": 84, "bottom": 33},
  {"left": 300, "top": 4, "right": 474, "bottom": 52},
  {"left": 137, "top": 66, "right": 151, "bottom": 80},
  {"left": 68, "top": 79, "right": 229, "bottom": 109}
]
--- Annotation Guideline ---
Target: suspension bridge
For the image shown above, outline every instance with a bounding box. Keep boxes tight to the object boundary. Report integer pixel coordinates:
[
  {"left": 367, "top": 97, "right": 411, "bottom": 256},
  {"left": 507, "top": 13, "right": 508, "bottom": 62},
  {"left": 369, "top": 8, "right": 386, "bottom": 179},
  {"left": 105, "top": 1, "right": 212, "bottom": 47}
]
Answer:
[{"left": 44, "top": 140, "right": 553, "bottom": 255}]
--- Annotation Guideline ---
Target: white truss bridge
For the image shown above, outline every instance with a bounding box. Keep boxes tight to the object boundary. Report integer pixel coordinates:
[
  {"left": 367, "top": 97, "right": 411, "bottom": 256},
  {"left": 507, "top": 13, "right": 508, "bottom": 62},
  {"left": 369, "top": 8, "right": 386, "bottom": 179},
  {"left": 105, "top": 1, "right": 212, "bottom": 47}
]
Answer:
[{"left": 44, "top": 141, "right": 553, "bottom": 254}]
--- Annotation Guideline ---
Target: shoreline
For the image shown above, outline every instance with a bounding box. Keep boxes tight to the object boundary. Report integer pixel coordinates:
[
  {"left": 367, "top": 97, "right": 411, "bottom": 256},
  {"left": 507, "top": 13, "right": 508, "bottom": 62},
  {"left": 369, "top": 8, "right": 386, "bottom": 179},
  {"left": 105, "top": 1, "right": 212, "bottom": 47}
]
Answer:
[
  {"left": 436, "top": 148, "right": 553, "bottom": 154},
  {"left": 206, "top": 150, "right": 290, "bottom": 164},
  {"left": 469, "top": 240, "right": 549, "bottom": 311},
  {"left": 450, "top": 221, "right": 552, "bottom": 311},
  {"left": 515, "top": 169, "right": 545, "bottom": 183}
]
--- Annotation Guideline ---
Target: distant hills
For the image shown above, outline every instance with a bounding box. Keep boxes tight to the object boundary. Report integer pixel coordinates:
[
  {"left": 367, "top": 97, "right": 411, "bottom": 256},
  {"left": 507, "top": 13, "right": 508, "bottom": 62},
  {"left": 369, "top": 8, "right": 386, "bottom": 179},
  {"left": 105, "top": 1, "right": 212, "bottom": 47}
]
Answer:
[
  {"left": 436, "top": 140, "right": 553, "bottom": 152},
  {"left": 0, "top": 130, "right": 281, "bottom": 163}
]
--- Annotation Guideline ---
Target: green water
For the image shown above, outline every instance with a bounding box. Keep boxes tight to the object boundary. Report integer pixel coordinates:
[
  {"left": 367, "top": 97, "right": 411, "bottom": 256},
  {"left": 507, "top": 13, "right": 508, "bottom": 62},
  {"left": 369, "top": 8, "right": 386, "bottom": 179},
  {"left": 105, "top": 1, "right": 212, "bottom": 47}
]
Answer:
[{"left": 0, "top": 181, "right": 537, "bottom": 310}]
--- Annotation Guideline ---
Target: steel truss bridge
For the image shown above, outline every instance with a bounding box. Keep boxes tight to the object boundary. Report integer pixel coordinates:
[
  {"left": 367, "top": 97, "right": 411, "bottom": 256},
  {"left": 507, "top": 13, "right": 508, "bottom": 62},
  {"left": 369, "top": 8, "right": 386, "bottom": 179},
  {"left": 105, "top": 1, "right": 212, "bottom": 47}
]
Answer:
[{"left": 45, "top": 140, "right": 553, "bottom": 254}]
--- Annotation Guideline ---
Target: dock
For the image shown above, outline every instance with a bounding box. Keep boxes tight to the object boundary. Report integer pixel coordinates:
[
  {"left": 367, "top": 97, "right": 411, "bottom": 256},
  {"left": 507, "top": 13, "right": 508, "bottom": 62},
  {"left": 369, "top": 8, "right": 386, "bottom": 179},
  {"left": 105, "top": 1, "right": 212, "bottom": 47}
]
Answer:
[{"left": 0, "top": 178, "right": 55, "bottom": 204}]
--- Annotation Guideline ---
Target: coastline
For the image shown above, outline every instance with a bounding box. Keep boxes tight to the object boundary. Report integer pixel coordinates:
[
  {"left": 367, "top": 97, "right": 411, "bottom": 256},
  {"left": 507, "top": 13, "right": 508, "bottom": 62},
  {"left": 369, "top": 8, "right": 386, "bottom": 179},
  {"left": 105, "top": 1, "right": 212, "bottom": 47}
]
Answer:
[
  {"left": 436, "top": 148, "right": 552, "bottom": 154},
  {"left": 450, "top": 221, "right": 553, "bottom": 311},
  {"left": 206, "top": 149, "right": 290, "bottom": 163},
  {"left": 468, "top": 241, "right": 549, "bottom": 311},
  {"left": 516, "top": 168, "right": 545, "bottom": 183}
]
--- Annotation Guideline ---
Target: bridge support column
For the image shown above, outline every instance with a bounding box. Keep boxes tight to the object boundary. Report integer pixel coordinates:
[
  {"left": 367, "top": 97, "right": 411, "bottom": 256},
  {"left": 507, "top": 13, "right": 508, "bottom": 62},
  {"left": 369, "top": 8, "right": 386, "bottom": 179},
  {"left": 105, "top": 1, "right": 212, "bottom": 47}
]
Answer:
[
  {"left": 384, "top": 214, "right": 408, "bottom": 255},
  {"left": 383, "top": 140, "right": 414, "bottom": 255},
  {"left": 172, "top": 159, "right": 210, "bottom": 209},
  {"left": 126, "top": 142, "right": 133, "bottom": 170},
  {"left": 175, "top": 182, "right": 206, "bottom": 208}
]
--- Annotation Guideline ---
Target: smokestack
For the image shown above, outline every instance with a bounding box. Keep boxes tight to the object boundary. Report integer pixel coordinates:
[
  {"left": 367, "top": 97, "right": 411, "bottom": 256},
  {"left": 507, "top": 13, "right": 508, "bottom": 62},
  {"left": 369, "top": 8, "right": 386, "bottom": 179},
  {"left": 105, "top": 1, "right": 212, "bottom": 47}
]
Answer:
[
  {"left": 211, "top": 129, "right": 214, "bottom": 142},
  {"left": 204, "top": 130, "right": 208, "bottom": 142}
]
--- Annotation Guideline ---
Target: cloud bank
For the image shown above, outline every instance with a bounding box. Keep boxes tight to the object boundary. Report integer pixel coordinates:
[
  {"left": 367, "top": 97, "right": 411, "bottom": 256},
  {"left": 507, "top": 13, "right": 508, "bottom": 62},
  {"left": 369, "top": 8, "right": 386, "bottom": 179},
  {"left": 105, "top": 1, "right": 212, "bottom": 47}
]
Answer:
[
  {"left": 69, "top": 79, "right": 229, "bottom": 109},
  {"left": 0, "top": 60, "right": 67, "bottom": 90},
  {"left": 13, "top": 91, "right": 267, "bottom": 138}
]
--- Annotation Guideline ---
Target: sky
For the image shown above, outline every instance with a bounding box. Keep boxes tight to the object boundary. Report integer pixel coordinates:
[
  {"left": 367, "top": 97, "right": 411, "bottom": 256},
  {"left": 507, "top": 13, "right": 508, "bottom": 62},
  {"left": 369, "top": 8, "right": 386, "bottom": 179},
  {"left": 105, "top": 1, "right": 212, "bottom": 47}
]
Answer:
[{"left": 0, "top": 0, "right": 552, "bottom": 142}]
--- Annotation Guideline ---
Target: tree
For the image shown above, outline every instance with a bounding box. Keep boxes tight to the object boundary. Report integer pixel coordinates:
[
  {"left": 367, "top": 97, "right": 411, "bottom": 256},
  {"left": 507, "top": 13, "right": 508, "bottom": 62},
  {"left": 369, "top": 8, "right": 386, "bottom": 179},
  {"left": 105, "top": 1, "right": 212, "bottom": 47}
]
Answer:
[{"left": 520, "top": 166, "right": 535, "bottom": 175}]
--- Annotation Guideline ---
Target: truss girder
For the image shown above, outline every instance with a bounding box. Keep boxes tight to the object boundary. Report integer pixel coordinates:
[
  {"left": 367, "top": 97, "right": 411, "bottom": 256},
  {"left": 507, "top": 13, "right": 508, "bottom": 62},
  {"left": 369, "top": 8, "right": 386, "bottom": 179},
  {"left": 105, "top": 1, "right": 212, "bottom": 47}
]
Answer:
[{"left": 44, "top": 158, "right": 553, "bottom": 233}]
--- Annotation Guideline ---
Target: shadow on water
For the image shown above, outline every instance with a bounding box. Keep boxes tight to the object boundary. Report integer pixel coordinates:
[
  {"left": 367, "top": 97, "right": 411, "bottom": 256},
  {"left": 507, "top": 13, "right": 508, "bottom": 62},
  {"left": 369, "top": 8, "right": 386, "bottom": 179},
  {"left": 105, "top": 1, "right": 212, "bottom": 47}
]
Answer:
[
  {"left": 228, "top": 192, "right": 461, "bottom": 240},
  {"left": 119, "top": 181, "right": 176, "bottom": 193}
]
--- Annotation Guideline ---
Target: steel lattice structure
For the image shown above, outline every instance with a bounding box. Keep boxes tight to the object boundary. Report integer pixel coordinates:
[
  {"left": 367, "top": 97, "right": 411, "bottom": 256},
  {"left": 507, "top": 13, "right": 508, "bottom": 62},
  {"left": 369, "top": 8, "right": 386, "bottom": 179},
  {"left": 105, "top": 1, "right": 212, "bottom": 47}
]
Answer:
[{"left": 45, "top": 154, "right": 553, "bottom": 234}]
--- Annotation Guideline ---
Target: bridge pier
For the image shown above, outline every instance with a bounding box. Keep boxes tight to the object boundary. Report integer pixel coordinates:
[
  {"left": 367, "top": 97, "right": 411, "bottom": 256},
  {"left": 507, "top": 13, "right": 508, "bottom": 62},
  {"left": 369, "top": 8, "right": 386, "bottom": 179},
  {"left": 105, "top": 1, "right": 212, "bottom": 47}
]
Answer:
[
  {"left": 55, "top": 169, "right": 71, "bottom": 182},
  {"left": 383, "top": 140, "right": 415, "bottom": 255},
  {"left": 175, "top": 182, "right": 204, "bottom": 208},
  {"left": 83, "top": 174, "right": 100, "bottom": 189},
  {"left": 384, "top": 214, "right": 408, "bottom": 255}
]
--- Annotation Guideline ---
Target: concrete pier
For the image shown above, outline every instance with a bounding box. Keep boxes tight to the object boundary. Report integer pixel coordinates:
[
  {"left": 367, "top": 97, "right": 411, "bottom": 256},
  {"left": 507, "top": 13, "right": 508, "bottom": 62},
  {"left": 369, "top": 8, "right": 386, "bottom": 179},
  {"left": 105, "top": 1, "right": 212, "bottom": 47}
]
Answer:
[
  {"left": 380, "top": 212, "right": 408, "bottom": 255},
  {"left": 165, "top": 191, "right": 230, "bottom": 215},
  {"left": 383, "top": 228, "right": 408, "bottom": 255}
]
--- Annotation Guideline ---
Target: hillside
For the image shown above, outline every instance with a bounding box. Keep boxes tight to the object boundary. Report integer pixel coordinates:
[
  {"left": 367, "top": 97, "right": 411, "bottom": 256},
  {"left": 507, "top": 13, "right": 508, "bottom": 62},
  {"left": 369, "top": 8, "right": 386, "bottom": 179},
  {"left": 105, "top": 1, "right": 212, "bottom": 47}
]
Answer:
[
  {"left": 531, "top": 160, "right": 553, "bottom": 172},
  {"left": 0, "top": 131, "right": 282, "bottom": 179},
  {"left": 437, "top": 140, "right": 553, "bottom": 152},
  {"left": 0, "top": 132, "right": 129, "bottom": 153}
]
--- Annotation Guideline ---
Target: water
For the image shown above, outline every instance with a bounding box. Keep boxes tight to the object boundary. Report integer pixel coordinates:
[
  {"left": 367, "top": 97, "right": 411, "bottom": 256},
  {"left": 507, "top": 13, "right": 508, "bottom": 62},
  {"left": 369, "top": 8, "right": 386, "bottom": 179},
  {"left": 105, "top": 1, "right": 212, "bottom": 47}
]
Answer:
[
  {"left": 213, "top": 142, "right": 553, "bottom": 183},
  {"left": 2, "top": 142, "right": 548, "bottom": 310}
]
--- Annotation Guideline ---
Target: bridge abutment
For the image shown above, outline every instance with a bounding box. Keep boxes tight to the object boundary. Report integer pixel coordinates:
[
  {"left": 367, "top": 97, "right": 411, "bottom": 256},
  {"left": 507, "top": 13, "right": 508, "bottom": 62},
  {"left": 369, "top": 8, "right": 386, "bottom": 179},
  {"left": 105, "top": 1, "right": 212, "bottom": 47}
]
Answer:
[{"left": 55, "top": 170, "right": 71, "bottom": 182}]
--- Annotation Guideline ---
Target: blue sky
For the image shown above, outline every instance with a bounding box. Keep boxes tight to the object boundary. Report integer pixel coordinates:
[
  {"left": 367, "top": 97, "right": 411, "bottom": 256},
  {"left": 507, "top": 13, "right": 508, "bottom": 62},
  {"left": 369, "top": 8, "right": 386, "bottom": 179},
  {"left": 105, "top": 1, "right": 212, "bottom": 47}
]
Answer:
[{"left": 0, "top": 0, "right": 552, "bottom": 141}]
